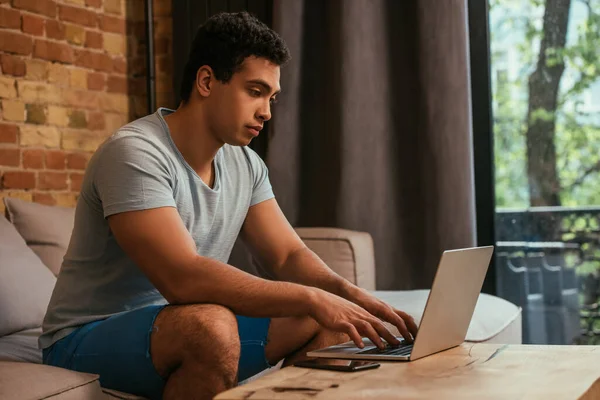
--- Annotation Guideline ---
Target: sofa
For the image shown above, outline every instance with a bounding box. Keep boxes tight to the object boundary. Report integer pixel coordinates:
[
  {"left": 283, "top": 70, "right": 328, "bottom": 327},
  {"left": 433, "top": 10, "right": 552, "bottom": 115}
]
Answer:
[{"left": 0, "top": 197, "right": 522, "bottom": 399}]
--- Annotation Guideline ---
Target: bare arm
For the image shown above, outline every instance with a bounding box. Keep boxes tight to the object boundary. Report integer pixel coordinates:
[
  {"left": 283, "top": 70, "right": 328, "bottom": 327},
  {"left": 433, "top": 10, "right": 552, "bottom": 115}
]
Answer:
[
  {"left": 109, "top": 204, "right": 404, "bottom": 348},
  {"left": 241, "top": 199, "right": 418, "bottom": 341},
  {"left": 108, "top": 206, "right": 315, "bottom": 318}
]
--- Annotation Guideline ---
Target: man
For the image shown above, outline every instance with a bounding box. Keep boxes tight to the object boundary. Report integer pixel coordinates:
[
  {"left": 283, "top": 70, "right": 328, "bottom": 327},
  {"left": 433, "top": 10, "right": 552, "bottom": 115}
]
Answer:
[{"left": 40, "top": 12, "right": 417, "bottom": 400}]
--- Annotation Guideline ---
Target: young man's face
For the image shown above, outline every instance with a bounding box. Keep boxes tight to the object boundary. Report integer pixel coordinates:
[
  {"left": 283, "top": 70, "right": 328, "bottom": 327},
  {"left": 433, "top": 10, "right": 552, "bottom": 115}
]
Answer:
[{"left": 205, "top": 56, "right": 281, "bottom": 146}]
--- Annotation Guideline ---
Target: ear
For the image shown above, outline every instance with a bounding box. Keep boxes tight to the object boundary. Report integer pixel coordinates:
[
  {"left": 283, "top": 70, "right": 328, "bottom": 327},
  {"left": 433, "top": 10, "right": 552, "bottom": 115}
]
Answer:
[{"left": 195, "top": 66, "right": 213, "bottom": 98}]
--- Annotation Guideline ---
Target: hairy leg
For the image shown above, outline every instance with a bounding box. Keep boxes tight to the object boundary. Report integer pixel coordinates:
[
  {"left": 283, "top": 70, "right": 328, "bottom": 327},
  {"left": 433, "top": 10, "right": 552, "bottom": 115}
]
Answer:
[{"left": 150, "top": 304, "right": 240, "bottom": 400}]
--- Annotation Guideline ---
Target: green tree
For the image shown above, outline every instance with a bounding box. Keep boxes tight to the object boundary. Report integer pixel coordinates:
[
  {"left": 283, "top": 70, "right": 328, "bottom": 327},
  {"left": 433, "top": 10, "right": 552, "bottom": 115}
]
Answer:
[{"left": 491, "top": 0, "right": 600, "bottom": 208}]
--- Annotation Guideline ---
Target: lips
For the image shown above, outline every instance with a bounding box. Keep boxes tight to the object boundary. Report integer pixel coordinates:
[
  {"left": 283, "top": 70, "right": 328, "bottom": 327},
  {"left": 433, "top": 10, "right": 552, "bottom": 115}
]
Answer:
[{"left": 246, "top": 126, "right": 262, "bottom": 136}]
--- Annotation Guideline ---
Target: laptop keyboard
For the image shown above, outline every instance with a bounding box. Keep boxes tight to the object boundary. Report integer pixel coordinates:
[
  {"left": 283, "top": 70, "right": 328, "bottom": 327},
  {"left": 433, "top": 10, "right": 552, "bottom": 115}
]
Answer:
[{"left": 358, "top": 343, "right": 413, "bottom": 356}]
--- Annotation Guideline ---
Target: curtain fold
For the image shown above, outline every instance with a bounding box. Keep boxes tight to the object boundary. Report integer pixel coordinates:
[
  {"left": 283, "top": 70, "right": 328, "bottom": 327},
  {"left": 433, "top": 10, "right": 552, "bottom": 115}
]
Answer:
[{"left": 266, "top": 0, "right": 477, "bottom": 289}]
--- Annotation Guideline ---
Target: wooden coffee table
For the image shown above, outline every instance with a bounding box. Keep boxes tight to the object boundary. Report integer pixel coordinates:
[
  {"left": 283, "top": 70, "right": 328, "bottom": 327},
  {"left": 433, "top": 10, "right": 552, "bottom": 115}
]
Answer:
[{"left": 216, "top": 343, "right": 600, "bottom": 399}]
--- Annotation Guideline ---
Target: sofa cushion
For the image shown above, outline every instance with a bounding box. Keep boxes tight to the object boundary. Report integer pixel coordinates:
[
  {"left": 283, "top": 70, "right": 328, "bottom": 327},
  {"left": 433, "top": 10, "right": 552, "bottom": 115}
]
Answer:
[
  {"left": 372, "top": 290, "right": 523, "bottom": 343},
  {"left": 0, "top": 327, "right": 42, "bottom": 363},
  {"left": 4, "top": 197, "right": 75, "bottom": 276},
  {"left": 0, "top": 216, "right": 56, "bottom": 337},
  {"left": 0, "top": 361, "right": 105, "bottom": 400}
]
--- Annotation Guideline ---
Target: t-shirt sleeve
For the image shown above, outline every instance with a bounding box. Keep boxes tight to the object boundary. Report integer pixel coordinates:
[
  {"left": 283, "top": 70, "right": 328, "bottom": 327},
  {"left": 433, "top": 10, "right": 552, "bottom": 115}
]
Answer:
[
  {"left": 93, "top": 135, "right": 177, "bottom": 218},
  {"left": 246, "top": 147, "right": 275, "bottom": 206}
]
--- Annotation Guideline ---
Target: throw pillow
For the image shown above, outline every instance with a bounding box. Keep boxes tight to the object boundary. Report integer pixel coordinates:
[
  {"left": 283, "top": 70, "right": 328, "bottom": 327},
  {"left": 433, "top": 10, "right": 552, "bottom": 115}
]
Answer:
[
  {"left": 4, "top": 198, "right": 75, "bottom": 276},
  {"left": 0, "top": 216, "right": 56, "bottom": 337}
]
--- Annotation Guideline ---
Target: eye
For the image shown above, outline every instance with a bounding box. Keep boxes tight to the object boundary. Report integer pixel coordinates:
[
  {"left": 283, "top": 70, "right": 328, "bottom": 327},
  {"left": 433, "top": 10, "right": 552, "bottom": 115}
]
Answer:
[
  {"left": 249, "top": 89, "right": 261, "bottom": 97},
  {"left": 270, "top": 97, "right": 278, "bottom": 105}
]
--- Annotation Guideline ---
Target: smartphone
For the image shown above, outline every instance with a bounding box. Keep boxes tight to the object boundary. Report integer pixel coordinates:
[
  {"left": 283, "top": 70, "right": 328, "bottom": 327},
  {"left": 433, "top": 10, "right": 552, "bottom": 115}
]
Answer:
[{"left": 294, "top": 358, "right": 380, "bottom": 372}]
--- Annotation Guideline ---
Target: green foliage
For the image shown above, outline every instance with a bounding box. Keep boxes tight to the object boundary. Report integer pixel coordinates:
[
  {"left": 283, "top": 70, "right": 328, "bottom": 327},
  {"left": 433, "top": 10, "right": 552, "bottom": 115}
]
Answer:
[{"left": 491, "top": 0, "right": 600, "bottom": 208}]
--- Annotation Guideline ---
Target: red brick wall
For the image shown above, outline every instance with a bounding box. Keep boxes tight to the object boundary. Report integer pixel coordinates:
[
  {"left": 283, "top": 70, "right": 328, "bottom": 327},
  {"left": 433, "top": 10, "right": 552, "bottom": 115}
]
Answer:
[{"left": 0, "top": 0, "right": 173, "bottom": 213}]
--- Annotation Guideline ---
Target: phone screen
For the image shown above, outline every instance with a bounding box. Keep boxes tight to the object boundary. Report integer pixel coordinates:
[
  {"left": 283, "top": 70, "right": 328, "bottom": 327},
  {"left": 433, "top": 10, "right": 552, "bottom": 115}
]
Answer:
[{"left": 294, "top": 358, "right": 380, "bottom": 372}]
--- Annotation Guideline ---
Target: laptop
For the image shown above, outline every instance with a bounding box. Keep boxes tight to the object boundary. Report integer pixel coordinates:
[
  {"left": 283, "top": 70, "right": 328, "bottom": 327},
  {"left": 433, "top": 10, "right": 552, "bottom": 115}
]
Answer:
[{"left": 307, "top": 246, "right": 494, "bottom": 362}]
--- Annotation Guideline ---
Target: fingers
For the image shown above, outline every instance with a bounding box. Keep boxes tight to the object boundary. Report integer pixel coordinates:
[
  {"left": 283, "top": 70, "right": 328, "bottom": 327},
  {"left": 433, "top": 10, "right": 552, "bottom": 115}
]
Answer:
[
  {"left": 342, "top": 322, "right": 364, "bottom": 348},
  {"left": 355, "top": 320, "right": 385, "bottom": 349},
  {"left": 369, "top": 319, "right": 400, "bottom": 346},
  {"left": 395, "top": 309, "right": 419, "bottom": 338},
  {"left": 383, "top": 310, "right": 412, "bottom": 343}
]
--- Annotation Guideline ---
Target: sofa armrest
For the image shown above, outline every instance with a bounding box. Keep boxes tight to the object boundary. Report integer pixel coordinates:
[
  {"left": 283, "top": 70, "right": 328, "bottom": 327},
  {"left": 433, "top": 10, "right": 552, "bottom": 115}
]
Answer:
[{"left": 295, "top": 227, "right": 376, "bottom": 290}]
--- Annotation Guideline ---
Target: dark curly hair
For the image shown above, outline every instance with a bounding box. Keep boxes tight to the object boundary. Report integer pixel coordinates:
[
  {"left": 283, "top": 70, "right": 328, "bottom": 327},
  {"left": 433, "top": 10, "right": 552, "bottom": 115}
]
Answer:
[{"left": 179, "top": 12, "right": 291, "bottom": 102}]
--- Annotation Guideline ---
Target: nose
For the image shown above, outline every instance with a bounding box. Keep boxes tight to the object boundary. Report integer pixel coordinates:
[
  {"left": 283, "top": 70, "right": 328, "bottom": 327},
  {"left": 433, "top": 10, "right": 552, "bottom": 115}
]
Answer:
[{"left": 256, "top": 101, "right": 271, "bottom": 122}]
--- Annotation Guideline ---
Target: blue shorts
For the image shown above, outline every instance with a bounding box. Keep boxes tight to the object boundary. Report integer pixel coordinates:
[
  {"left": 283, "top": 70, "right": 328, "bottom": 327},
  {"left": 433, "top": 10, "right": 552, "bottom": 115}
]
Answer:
[{"left": 42, "top": 305, "right": 273, "bottom": 400}]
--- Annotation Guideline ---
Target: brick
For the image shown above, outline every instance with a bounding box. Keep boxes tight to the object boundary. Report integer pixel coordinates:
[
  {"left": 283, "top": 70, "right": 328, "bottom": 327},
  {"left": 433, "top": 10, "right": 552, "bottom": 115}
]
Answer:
[
  {"left": 23, "top": 149, "right": 44, "bottom": 169},
  {"left": 154, "top": 37, "right": 169, "bottom": 55},
  {"left": 13, "top": 0, "right": 57, "bottom": 18},
  {"left": 59, "top": 4, "right": 97, "bottom": 28},
  {"left": 45, "top": 150, "right": 66, "bottom": 169},
  {"left": 55, "top": 192, "right": 77, "bottom": 207},
  {"left": 18, "top": 81, "right": 62, "bottom": 104},
  {"left": 128, "top": 0, "right": 145, "bottom": 22},
  {"left": 132, "top": 95, "right": 146, "bottom": 117},
  {"left": 64, "top": 23, "right": 85, "bottom": 46},
  {"left": 107, "top": 75, "right": 127, "bottom": 93},
  {"left": 46, "top": 19, "right": 66, "bottom": 40},
  {"left": 87, "top": 110, "right": 104, "bottom": 130},
  {"left": 0, "top": 123, "right": 18, "bottom": 143},
  {"left": 129, "top": 56, "right": 145, "bottom": 75},
  {"left": 25, "top": 59, "right": 48, "bottom": 81},
  {"left": 87, "top": 71, "right": 105, "bottom": 90},
  {"left": 68, "top": 109, "right": 86, "bottom": 128},
  {"left": 33, "top": 39, "right": 74, "bottom": 63},
  {"left": 84, "top": 30, "right": 102, "bottom": 48},
  {"left": 48, "top": 63, "right": 70, "bottom": 86},
  {"left": 100, "top": 14, "right": 125, "bottom": 34},
  {"left": 64, "top": 0, "right": 85, "bottom": 5},
  {"left": 86, "top": 0, "right": 102, "bottom": 8},
  {"left": 153, "top": 0, "right": 171, "bottom": 17},
  {"left": 2, "top": 100, "right": 25, "bottom": 121},
  {"left": 62, "top": 88, "right": 98, "bottom": 109},
  {"left": 33, "top": 192, "right": 56, "bottom": 205},
  {"left": 104, "top": 112, "right": 126, "bottom": 132},
  {"left": 157, "top": 55, "right": 172, "bottom": 75},
  {"left": 104, "top": 0, "right": 121, "bottom": 14},
  {"left": 1, "top": 54, "right": 26, "bottom": 77},
  {"left": 103, "top": 33, "right": 124, "bottom": 55},
  {"left": 26, "top": 103, "right": 47, "bottom": 124},
  {"left": 113, "top": 57, "right": 126, "bottom": 74},
  {"left": 74, "top": 49, "right": 112, "bottom": 72},
  {"left": 0, "top": 148, "right": 20, "bottom": 166},
  {"left": 0, "top": 7, "right": 20, "bottom": 29},
  {"left": 154, "top": 18, "right": 172, "bottom": 37},
  {"left": 99, "top": 92, "right": 127, "bottom": 113},
  {"left": 0, "top": 76, "right": 17, "bottom": 98},
  {"left": 66, "top": 152, "right": 88, "bottom": 169},
  {"left": 38, "top": 171, "right": 67, "bottom": 189},
  {"left": 22, "top": 14, "right": 45, "bottom": 36},
  {"left": 0, "top": 31, "right": 33, "bottom": 55},
  {"left": 129, "top": 77, "right": 145, "bottom": 96},
  {"left": 61, "top": 129, "right": 103, "bottom": 151},
  {"left": 19, "top": 125, "right": 60, "bottom": 147},
  {"left": 2, "top": 171, "right": 36, "bottom": 189},
  {"left": 70, "top": 68, "right": 87, "bottom": 89},
  {"left": 69, "top": 172, "right": 83, "bottom": 191},
  {"left": 47, "top": 105, "right": 69, "bottom": 126}
]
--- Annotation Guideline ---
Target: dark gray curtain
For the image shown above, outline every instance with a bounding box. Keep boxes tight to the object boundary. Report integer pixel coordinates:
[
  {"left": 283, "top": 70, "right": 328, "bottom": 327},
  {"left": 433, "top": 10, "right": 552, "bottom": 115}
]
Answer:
[{"left": 264, "top": 0, "right": 477, "bottom": 289}]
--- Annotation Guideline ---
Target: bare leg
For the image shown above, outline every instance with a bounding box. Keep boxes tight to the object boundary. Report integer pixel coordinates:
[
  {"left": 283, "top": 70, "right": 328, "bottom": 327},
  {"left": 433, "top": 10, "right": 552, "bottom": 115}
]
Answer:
[
  {"left": 265, "top": 316, "right": 349, "bottom": 367},
  {"left": 150, "top": 304, "right": 240, "bottom": 400}
]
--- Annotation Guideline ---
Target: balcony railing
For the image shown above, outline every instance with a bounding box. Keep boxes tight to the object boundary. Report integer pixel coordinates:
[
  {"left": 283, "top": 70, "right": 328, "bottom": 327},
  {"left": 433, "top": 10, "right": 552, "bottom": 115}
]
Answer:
[{"left": 495, "top": 207, "right": 600, "bottom": 345}]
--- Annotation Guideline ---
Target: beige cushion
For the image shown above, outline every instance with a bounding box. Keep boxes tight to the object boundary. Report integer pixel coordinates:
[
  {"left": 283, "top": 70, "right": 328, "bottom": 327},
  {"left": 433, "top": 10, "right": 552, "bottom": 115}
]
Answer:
[
  {"left": 372, "top": 290, "right": 523, "bottom": 343},
  {"left": 296, "top": 227, "right": 376, "bottom": 290},
  {"left": 0, "top": 361, "right": 104, "bottom": 400},
  {"left": 0, "top": 216, "right": 56, "bottom": 336},
  {"left": 0, "top": 327, "right": 42, "bottom": 363},
  {"left": 4, "top": 198, "right": 75, "bottom": 276}
]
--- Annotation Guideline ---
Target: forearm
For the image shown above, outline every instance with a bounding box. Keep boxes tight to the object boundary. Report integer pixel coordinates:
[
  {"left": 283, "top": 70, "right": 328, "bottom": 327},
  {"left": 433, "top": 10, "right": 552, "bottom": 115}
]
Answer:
[
  {"left": 274, "top": 247, "right": 357, "bottom": 299},
  {"left": 170, "top": 254, "right": 317, "bottom": 318}
]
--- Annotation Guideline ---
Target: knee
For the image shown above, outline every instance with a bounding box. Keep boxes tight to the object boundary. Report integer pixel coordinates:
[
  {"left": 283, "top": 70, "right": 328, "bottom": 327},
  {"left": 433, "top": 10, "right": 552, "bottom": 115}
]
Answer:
[{"left": 180, "top": 305, "right": 240, "bottom": 369}]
